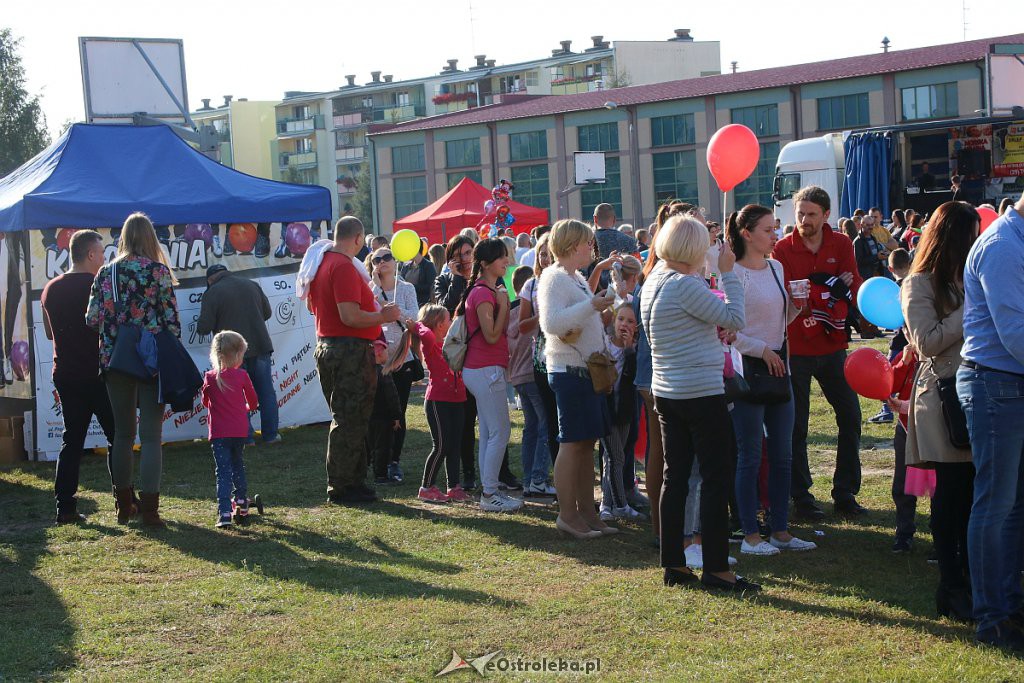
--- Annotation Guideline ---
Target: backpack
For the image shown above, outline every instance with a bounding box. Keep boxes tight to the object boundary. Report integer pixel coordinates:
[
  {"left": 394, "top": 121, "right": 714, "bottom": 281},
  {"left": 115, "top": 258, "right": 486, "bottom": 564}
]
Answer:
[{"left": 442, "top": 314, "right": 472, "bottom": 372}]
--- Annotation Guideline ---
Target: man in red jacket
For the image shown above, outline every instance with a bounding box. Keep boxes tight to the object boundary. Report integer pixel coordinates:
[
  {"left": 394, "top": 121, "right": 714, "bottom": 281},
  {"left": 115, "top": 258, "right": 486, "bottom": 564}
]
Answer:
[{"left": 772, "top": 186, "right": 865, "bottom": 520}]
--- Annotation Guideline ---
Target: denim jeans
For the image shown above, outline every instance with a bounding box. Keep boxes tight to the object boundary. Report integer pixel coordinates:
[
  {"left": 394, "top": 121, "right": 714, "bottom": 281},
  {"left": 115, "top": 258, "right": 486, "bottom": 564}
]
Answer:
[
  {"left": 731, "top": 396, "right": 795, "bottom": 536},
  {"left": 243, "top": 353, "right": 279, "bottom": 442},
  {"left": 211, "top": 437, "right": 248, "bottom": 515},
  {"left": 957, "top": 365, "right": 1024, "bottom": 632},
  {"left": 515, "top": 382, "right": 551, "bottom": 486}
]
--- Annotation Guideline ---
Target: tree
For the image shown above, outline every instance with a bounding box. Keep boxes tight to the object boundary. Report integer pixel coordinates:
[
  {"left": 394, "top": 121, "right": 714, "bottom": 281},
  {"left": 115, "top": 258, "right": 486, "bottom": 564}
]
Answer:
[
  {"left": 0, "top": 28, "right": 50, "bottom": 176},
  {"left": 350, "top": 160, "right": 375, "bottom": 228}
]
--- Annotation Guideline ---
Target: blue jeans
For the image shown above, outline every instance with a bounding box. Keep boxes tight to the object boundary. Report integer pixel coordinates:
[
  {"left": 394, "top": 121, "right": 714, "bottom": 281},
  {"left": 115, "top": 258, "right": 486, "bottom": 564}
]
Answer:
[
  {"left": 958, "top": 365, "right": 1024, "bottom": 632},
  {"left": 243, "top": 353, "right": 279, "bottom": 441},
  {"left": 731, "top": 397, "right": 795, "bottom": 536},
  {"left": 515, "top": 382, "right": 551, "bottom": 486},
  {"left": 211, "top": 437, "right": 248, "bottom": 515}
]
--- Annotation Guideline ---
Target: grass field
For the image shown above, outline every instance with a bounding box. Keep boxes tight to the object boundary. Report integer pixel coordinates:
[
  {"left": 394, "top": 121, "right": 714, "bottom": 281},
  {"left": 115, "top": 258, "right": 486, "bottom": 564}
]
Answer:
[{"left": 2, "top": 341, "right": 1022, "bottom": 681}]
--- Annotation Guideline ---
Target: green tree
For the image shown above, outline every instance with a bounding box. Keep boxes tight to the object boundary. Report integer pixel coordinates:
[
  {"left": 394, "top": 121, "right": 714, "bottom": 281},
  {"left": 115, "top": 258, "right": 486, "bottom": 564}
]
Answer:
[
  {"left": 350, "top": 160, "right": 375, "bottom": 228},
  {"left": 0, "top": 28, "right": 50, "bottom": 176}
]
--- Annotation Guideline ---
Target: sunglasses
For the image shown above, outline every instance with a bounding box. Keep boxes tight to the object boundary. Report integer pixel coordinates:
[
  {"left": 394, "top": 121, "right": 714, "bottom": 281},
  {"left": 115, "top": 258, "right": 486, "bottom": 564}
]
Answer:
[{"left": 372, "top": 253, "right": 395, "bottom": 264}]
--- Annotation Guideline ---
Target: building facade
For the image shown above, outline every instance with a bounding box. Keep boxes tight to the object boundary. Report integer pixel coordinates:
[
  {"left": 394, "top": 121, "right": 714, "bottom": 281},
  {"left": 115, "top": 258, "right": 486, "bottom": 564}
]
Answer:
[
  {"left": 191, "top": 97, "right": 280, "bottom": 179},
  {"left": 370, "top": 34, "right": 1022, "bottom": 233}
]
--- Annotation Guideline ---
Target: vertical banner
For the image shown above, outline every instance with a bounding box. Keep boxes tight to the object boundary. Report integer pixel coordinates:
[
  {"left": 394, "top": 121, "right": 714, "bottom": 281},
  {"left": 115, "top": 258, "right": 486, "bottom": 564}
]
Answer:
[
  {"left": 0, "top": 232, "right": 32, "bottom": 401},
  {"left": 28, "top": 222, "right": 330, "bottom": 460}
]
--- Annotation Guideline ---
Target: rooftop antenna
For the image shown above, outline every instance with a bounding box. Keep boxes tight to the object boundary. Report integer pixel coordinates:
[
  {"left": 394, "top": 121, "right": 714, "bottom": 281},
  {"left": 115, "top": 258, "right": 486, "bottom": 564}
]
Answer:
[
  {"left": 468, "top": 0, "right": 477, "bottom": 57},
  {"left": 881, "top": 37, "right": 890, "bottom": 53},
  {"left": 962, "top": 0, "right": 968, "bottom": 40}
]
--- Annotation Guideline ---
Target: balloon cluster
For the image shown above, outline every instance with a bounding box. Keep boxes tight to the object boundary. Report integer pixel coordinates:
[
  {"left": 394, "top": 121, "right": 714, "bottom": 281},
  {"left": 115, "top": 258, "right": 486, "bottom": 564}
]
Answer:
[{"left": 479, "top": 178, "right": 516, "bottom": 238}]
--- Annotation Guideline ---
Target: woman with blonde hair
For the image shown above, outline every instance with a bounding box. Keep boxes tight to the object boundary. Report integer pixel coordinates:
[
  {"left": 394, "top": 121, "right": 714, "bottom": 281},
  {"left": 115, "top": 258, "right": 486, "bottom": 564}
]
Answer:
[
  {"left": 538, "top": 219, "right": 616, "bottom": 538},
  {"left": 86, "top": 212, "right": 181, "bottom": 527}
]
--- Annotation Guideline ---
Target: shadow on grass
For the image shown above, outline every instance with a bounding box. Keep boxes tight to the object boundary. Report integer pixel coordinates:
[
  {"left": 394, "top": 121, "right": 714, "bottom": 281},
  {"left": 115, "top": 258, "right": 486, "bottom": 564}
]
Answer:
[
  {"left": 151, "top": 518, "right": 515, "bottom": 607},
  {"left": 0, "top": 479, "right": 77, "bottom": 679}
]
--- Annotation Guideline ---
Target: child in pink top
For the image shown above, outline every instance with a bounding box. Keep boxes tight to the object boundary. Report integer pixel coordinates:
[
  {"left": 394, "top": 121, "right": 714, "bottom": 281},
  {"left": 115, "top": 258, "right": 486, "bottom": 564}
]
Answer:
[
  {"left": 414, "top": 304, "right": 470, "bottom": 504},
  {"left": 201, "top": 331, "right": 259, "bottom": 528}
]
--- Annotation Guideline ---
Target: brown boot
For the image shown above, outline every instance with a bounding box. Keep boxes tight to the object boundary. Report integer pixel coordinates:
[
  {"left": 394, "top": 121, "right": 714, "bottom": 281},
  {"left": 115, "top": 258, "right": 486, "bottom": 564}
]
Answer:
[
  {"left": 139, "top": 492, "right": 167, "bottom": 528},
  {"left": 113, "top": 486, "right": 137, "bottom": 524}
]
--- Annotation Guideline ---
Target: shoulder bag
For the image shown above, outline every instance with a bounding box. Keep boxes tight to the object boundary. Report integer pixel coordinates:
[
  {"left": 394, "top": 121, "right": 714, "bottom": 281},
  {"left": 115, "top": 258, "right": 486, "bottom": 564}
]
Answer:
[
  {"left": 107, "top": 261, "right": 158, "bottom": 380},
  {"left": 442, "top": 282, "right": 488, "bottom": 371},
  {"left": 740, "top": 263, "right": 792, "bottom": 405}
]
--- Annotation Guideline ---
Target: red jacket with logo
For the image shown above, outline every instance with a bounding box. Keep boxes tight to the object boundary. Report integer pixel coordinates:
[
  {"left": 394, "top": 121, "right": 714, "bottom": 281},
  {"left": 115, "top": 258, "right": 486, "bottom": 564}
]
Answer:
[{"left": 771, "top": 227, "right": 863, "bottom": 357}]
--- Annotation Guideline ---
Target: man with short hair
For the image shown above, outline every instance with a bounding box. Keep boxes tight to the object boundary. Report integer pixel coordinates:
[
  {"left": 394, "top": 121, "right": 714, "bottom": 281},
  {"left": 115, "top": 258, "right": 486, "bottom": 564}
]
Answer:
[
  {"left": 592, "top": 203, "right": 637, "bottom": 257},
  {"left": 309, "top": 216, "right": 401, "bottom": 504},
  {"left": 772, "top": 186, "right": 865, "bottom": 520},
  {"left": 197, "top": 263, "right": 280, "bottom": 444},
  {"left": 958, "top": 189, "right": 1024, "bottom": 649},
  {"left": 41, "top": 230, "right": 116, "bottom": 524},
  {"left": 519, "top": 225, "right": 551, "bottom": 268},
  {"left": 867, "top": 207, "right": 899, "bottom": 253}
]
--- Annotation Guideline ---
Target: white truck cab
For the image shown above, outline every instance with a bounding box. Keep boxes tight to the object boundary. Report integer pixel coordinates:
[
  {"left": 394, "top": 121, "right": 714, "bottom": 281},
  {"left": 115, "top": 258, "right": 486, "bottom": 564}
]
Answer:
[{"left": 772, "top": 133, "right": 846, "bottom": 225}]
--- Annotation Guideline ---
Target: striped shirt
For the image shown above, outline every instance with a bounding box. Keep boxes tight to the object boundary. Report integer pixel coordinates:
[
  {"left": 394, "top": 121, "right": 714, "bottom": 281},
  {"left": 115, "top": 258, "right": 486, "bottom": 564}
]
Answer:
[{"left": 640, "top": 264, "right": 745, "bottom": 400}]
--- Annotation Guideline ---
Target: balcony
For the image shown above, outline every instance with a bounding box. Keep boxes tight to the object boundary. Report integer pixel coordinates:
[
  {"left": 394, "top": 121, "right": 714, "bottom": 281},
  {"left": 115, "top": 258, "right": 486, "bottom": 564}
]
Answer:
[
  {"left": 278, "top": 151, "right": 318, "bottom": 168},
  {"left": 433, "top": 100, "right": 473, "bottom": 115},
  {"left": 335, "top": 146, "right": 365, "bottom": 162},
  {"left": 332, "top": 104, "right": 425, "bottom": 129},
  {"left": 276, "top": 114, "right": 325, "bottom": 135}
]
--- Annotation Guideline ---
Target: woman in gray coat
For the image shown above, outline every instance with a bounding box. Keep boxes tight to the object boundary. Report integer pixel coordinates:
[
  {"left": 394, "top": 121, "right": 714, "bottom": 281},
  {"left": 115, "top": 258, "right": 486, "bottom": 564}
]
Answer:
[{"left": 901, "top": 201, "right": 980, "bottom": 622}]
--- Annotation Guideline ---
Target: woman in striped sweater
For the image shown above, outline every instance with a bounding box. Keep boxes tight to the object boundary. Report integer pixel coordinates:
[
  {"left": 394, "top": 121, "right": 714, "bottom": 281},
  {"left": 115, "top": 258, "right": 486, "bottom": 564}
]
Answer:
[{"left": 641, "top": 215, "right": 758, "bottom": 592}]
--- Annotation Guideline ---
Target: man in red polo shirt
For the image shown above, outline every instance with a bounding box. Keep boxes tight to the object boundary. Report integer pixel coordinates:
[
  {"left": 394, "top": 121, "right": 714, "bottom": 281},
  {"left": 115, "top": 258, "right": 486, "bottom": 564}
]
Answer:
[
  {"left": 309, "top": 216, "right": 400, "bottom": 504},
  {"left": 772, "top": 186, "right": 865, "bottom": 520}
]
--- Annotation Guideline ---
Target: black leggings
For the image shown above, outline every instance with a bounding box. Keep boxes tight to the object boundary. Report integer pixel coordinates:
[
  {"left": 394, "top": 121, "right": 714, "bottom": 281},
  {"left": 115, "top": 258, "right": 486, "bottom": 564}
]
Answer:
[
  {"left": 932, "top": 461, "right": 975, "bottom": 589},
  {"left": 422, "top": 399, "right": 464, "bottom": 489},
  {"left": 390, "top": 360, "right": 417, "bottom": 463}
]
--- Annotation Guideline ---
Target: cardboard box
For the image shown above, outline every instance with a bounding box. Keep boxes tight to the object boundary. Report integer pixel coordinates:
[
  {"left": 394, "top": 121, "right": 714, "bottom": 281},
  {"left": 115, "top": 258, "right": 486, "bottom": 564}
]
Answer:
[{"left": 0, "top": 415, "right": 27, "bottom": 467}]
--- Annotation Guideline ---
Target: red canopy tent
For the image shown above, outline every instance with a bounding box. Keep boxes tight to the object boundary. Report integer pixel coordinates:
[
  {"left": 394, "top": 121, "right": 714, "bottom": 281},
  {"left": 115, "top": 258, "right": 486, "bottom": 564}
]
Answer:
[{"left": 392, "top": 177, "right": 549, "bottom": 244}]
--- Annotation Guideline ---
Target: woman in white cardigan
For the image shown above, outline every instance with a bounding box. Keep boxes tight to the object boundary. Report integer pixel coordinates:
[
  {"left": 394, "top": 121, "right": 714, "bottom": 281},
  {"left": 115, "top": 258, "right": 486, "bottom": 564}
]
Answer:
[{"left": 538, "top": 219, "right": 615, "bottom": 539}]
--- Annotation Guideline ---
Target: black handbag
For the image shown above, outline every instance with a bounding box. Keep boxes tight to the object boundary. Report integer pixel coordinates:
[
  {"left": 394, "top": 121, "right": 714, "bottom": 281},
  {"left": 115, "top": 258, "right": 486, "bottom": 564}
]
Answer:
[
  {"left": 740, "top": 263, "right": 792, "bottom": 405},
  {"left": 724, "top": 372, "right": 751, "bottom": 402},
  {"left": 936, "top": 374, "right": 970, "bottom": 448},
  {"left": 107, "top": 262, "right": 158, "bottom": 380}
]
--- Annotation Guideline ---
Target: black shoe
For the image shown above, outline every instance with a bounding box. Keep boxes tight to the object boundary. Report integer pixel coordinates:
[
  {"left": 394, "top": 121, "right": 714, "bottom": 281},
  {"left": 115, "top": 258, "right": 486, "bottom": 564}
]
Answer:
[
  {"left": 891, "top": 536, "right": 914, "bottom": 554},
  {"left": 462, "top": 478, "right": 477, "bottom": 491},
  {"left": 254, "top": 234, "right": 270, "bottom": 259},
  {"left": 834, "top": 499, "right": 868, "bottom": 517},
  {"left": 976, "top": 620, "right": 1024, "bottom": 650},
  {"left": 701, "top": 573, "right": 762, "bottom": 593},
  {"left": 663, "top": 567, "right": 698, "bottom": 587},
  {"left": 387, "top": 462, "right": 404, "bottom": 483},
  {"left": 936, "top": 584, "right": 974, "bottom": 622},
  {"left": 55, "top": 511, "right": 87, "bottom": 525},
  {"left": 374, "top": 476, "right": 392, "bottom": 485},
  {"left": 793, "top": 501, "right": 826, "bottom": 521},
  {"left": 351, "top": 484, "right": 378, "bottom": 502},
  {"left": 926, "top": 552, "right": 939, "bottom": 565},
  {"left": 729, "top": 528, "right": 745, "bottom": 543},
  {"left": 498, "top": 475, "right": 523, "bottom": 492}
]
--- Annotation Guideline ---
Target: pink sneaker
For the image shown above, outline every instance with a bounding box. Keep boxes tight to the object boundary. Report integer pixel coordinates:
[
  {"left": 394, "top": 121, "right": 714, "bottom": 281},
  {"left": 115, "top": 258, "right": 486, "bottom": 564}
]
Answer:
[
  {"left": 418, "top": 486, "right": 450, "bottom": 503},
  {"left": 446, "top": 485, "right": 473, "bottom": 503}
]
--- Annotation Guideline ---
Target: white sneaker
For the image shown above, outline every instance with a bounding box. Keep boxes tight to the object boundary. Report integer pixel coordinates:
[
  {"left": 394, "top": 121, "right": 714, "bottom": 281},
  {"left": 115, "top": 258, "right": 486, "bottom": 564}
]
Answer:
[
  {"left": 612, "top": 504, "right": 648, "bottom": 521},
  {"left": 741, "top": 539, "right": 781, "bottom": 556},
  {"left": 599, "top": 504, "right": 615, "bottom": 521},
  {"left": 479, "top": 492, "right": 522, "bottom": 513},
  {"left": 770, "top": 535, "right": 818, "bottom": 551},
  {"left": 2, "top": 359, "right": 12, "bottom": 384},
  {"left": 527, "top": 482, "right": 556, "bottom": 496},
  {"left": 212, "top": 235, "right": 223, "bottom": 257},
  {"left": 684, "top": 543, "right": 703, "bottom": 569}
]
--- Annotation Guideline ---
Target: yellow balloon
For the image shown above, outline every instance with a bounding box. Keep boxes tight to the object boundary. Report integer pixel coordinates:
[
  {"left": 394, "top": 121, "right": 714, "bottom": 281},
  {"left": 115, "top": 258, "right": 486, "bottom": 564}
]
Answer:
[{"left": 391, "top": 229, "right": 421, "bottom": 261}]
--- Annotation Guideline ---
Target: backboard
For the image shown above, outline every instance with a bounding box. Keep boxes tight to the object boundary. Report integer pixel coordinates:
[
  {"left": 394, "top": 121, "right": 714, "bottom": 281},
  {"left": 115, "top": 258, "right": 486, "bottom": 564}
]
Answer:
[
  {"left": 79, "top": 37, "right": 190, "bottom": 124},
  {"left": 989, "top": 47, "right": 1024, "bottom": 114},
  {"left": 574, "top": 151, "right": 607, "bottom": 184}
]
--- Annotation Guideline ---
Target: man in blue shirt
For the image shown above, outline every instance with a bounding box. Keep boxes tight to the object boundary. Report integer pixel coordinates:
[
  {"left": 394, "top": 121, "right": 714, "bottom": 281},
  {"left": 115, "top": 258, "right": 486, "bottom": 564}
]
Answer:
[
  {"left": 958, "top": 191, "right": 1024, "bottom": 649},
  {"left": 592, "top": 203, "right": 637, "bottom": 258}
]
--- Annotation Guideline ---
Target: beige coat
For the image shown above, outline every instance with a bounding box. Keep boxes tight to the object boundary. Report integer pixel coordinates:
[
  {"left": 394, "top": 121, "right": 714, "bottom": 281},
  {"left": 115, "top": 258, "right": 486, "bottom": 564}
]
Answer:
[{"left": 901, "top": 273, "right": 972, "bottom": 465}]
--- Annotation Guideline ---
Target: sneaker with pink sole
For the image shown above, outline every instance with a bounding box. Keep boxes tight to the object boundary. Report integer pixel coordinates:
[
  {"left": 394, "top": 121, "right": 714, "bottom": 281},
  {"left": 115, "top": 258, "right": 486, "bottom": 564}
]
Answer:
[
  {"left": 418, "top": 486, "right": 450, "bottom": 503},
  {"left": 445, "top": 485, "right": 473, "bottom": 503}
]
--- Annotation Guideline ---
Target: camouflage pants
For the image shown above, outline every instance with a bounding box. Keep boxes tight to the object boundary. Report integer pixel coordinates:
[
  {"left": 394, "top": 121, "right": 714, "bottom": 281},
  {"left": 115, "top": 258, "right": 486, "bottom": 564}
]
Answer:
[{"left": 315, "top": 337, "right": 377, "bottom": 496}]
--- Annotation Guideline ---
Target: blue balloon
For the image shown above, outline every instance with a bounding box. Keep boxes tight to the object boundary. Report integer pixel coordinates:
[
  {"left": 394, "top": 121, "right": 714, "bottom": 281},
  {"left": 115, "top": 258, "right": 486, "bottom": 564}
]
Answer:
[{"left": 857, "top": 276, "right": 904, "bottom": 329}]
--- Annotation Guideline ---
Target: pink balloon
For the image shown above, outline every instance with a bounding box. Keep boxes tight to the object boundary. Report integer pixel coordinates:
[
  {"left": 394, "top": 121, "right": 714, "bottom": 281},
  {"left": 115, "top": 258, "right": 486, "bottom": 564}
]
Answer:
[
  {"left": 285, "top": 222, "right": 312, "bottom": 256},
  {"left": 10, "top": 340, "right": 29, "bottom": 380},
  {"left": 184, "top": 223, "right": 213, "bottom": 246},
  {"left": 978, "top": 207, "right": 999, "bottom": 233},
  {"left": 484, "top": 199, "right": 496, "bottom": 214},
  {"left": 707, "top": 124, "right": 760, "bottom": 192}
]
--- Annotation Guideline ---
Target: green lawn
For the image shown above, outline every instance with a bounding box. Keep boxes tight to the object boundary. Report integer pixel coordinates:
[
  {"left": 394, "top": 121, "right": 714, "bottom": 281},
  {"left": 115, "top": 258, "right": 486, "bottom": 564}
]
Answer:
[{"left": 2, "top": 344, "right": 1021, "bottom": 681}]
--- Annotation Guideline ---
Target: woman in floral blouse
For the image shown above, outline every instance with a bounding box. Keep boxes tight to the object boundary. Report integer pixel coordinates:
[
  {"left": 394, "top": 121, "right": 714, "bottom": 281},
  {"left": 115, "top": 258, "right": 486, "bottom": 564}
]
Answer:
[{"left": 86, "top": 212, "right": 180, "bottom": 527}]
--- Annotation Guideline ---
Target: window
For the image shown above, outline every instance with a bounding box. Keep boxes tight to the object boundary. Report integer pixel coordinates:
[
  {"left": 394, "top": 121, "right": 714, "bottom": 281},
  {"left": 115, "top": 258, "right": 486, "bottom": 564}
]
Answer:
[
  {"left": 650, "top": 114, "right": 696, "bottom": 147},
  {"left": 652, "top": 151, "right": 699, "bottom": 204},
  {"left": 294, "top": 138, "right": 313, "bottom": 153},
  {"left": 361, "top": 96, "right": 373, "bottom": 109},
  {"left": 733, "top": 142, "right": 780, "bottom": 208},
  {"left": 509, "top": 131, "right": 547, "bottom": 161},
  {"left": 294, "top": 105, "right": 310, "bottom": 119},
  {"left": 901, "top": 82, "right": 958, "bottom": 121},
  {"left": 394, "top": 92, "right": 410, "bottom": 106},
  {"left": 391, "top": 144, "right": 425, "bottom": 173},
  {"left": 525, "top": 70, "right": 538, "bottom": 87},
  {"left": 394, "top": 176, "right": 427, "bottom": 217},
  {"left": 577, "top": 122, "right": 618, "bottom": 151},
  {"left": 580, "top": 156, "right": 621, "bottom": 219},
  {"left": 447, "top": 170, "right": 482, "bottom": 189},
  {"left": 445, "top": 138, "right": 481, "bottom": 168},
  {"left": 731, "top": 104, "right": 779, "bottom": 137},
  {"left": 510, "top": 164, "right": 550, "bottom": 210},
  {"left": 817, "top": 93, "right": 870, "bottom": 130}
]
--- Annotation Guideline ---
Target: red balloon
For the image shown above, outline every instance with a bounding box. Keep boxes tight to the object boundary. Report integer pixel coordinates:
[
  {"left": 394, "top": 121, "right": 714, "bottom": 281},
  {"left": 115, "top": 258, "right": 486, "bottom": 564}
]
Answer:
[
  {"left": 707, "top": 124, "right": 761, "bottom": 192},
  {"left": 56, "top": 228, "right": 77, "bottom": 252},
  {"left": 844, "top": 347, "right": 894, "bottom": 401},
  {"left": 978, "top": 207, "right": 999, "bottom": 233},
  {"left": 228, "top": 223, "right": 257, "bottom": 253}
]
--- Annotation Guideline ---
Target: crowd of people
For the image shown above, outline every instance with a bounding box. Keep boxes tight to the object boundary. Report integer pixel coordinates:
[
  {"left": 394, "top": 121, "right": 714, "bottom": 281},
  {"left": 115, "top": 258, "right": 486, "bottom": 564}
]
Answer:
[{"left": 43, "top": 185, "right": 1024, "bottom": 650}]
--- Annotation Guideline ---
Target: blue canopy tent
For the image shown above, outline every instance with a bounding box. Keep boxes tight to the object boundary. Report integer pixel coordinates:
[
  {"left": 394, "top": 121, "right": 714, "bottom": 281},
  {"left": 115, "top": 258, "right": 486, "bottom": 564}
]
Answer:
[
  {"left": 0, "top": 123, "right": 331, "bottom": 232},
  {"left": 840, "top": 131, "right": 895, "bottom": 218}
]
